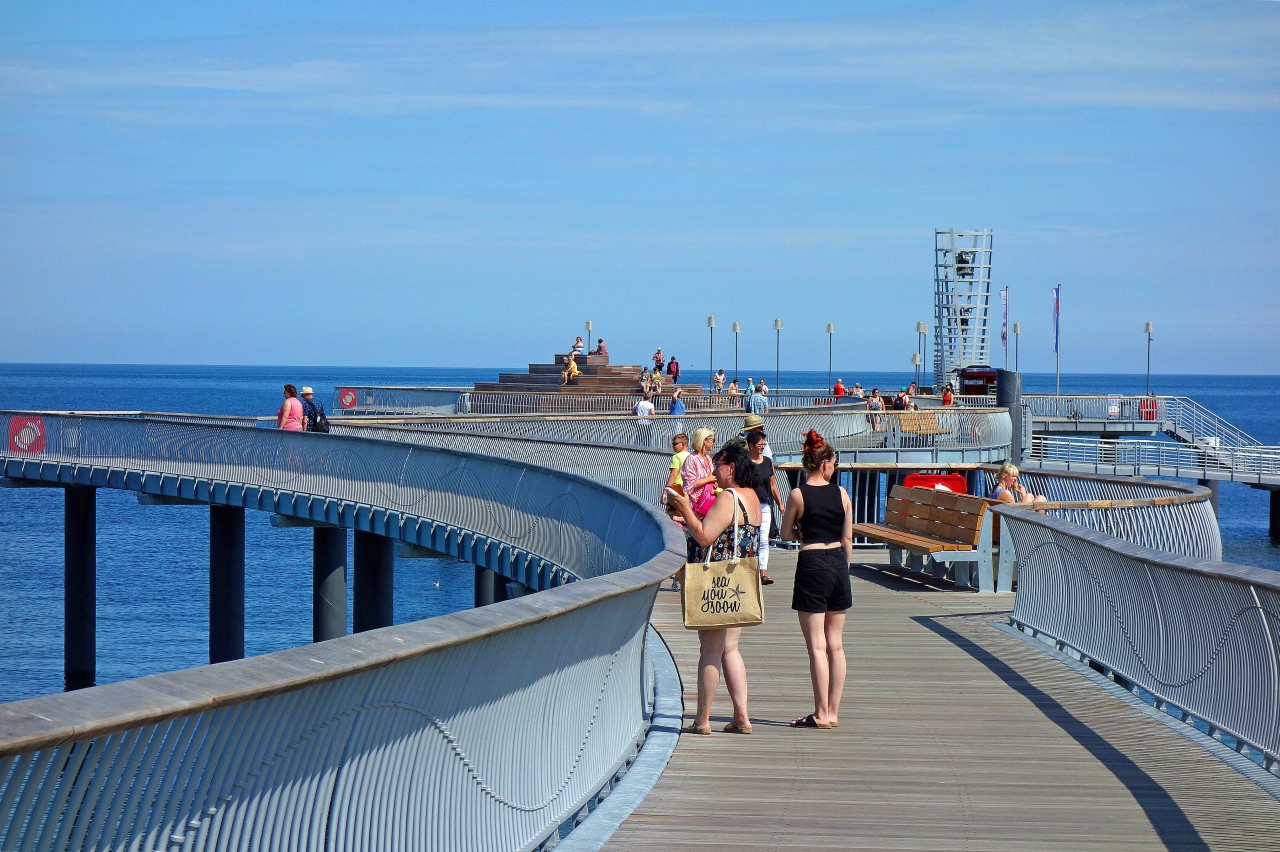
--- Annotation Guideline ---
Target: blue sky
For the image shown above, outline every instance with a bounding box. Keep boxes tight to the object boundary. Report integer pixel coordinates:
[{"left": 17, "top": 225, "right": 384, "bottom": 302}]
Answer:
[{"left": 2, "top": 1, "right": 1276, "bottom": 375}]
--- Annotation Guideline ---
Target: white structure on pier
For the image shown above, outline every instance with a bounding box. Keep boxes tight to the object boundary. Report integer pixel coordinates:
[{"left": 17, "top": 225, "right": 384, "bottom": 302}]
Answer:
[{"left": 933, "top": 228, "right": 993, "bottom": 387}]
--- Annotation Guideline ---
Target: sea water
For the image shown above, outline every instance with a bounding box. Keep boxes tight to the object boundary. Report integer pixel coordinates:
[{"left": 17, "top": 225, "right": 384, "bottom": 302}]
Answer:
[{"left": 0, "top": 363, "right": 1275, "bottom": 703}]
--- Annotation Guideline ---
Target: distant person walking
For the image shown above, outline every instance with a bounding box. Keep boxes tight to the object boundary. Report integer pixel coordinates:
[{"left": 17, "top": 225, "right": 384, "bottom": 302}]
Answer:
[
  {"left": 746, "top": 429, "right": 783, "bottom": 586},
  {"left": 277, "top": 384, "right": 304, "bottom": 431},
  {"left": 300, "top": 386, "right": 328, "bottom": 432},
  {"left": 667, "top": 355, "right": 681, "bottom": 385},
  {"left": 780, "top": 429, "right": 852, "bottom": 729}
]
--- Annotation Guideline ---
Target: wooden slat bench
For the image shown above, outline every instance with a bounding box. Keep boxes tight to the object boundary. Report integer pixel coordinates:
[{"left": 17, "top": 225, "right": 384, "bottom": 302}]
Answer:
[
  {"left": 851, "top": 484, "right": 1013, "bottom": 593},
  {"left": 897, "top": 410, "right": 948, "bottom": 437}
]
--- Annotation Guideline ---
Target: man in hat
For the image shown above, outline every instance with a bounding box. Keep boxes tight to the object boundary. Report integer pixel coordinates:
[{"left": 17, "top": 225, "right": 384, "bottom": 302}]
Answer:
[{"left": 300, "top": 386, "right": 329, "bottom": 432}]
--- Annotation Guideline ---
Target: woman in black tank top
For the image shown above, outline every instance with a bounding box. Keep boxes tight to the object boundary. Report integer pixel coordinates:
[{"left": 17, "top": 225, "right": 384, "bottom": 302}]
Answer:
[{"left": 779, "top": 429, "right": 852, "bottom": 729}]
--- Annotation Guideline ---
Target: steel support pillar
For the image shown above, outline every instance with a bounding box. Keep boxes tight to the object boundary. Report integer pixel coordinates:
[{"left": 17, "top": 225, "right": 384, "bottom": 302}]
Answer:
[
  {"left": 354, "top": 531, "right": 394, "bottom": 632},
  {"left": 209, "top": 505, "right": 245, "bottom": 664},
  {"left": 474, "top": 565, "right": 511, "bottom": 608},
  {"left": 313, "top": 527, "right": 348, "bottom": 642},
  {"left": 64, "top": 486, "right": 96, "bottom": 691},
  {"left": 1197, "top": 479, "right": 1220, "bottom": 519},
  {"left": 1271, "top": 490, "right": 1280, "bottom": 540}
]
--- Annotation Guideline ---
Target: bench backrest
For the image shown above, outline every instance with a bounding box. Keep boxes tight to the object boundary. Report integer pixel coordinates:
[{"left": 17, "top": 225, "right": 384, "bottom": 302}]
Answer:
[
  {"left": 898, "top": 410, "right": 941, "bottom": 433},
  {"left": 884, "top": 484, "right": 988, "bottom": 547}
]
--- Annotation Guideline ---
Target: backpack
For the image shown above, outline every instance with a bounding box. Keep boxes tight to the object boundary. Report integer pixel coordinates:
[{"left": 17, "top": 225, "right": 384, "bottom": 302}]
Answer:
[{"left": 304, "top": 399, "right": 331, "bottom": 433}]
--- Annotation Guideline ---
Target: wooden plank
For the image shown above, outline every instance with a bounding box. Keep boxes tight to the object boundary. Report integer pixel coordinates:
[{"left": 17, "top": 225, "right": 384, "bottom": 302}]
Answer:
[{"left": 607, "top": 550, "right": 1280, "bottom": 849}]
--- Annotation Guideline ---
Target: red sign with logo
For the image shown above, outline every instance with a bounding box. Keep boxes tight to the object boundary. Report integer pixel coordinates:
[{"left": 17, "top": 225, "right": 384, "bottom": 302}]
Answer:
[
  {"left": 337, "top": 388, "right": 358, "bottom": 410},
  {"left": 8, "top": 416, "right": 46, "bottom": 454}
]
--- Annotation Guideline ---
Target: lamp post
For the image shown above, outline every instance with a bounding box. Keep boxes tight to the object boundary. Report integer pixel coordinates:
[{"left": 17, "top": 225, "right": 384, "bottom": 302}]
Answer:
[
  {"left": 732, "top": 321, "right": 740, "bottom": 382},
  {"left": 915, "top": 321, "right": 927, "bottom": 388},
  {"left": 911, "top": 352, "right": 922, "bottom": 388},
  {"left": 585, "top": 319, "right": 592, "bottom": 353},
  {"left": 773, "top": 317, "right": 783, "bottom": 393},
  {"left": 707, "top": 315, "right": 716, "bottom": 391},
  {"left": 1013, "top": 322, "right": 1021, "bottom": 372},
  {"left": 827, "top": 323, "right": 835, "bottom": 392},
  {"left": 1145, "top": 321, "right": 1154, "bottom": 394}
]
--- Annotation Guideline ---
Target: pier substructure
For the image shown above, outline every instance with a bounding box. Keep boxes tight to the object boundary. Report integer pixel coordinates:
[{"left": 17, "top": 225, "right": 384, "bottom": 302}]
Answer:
[
  {"left": 64, "top": 486, "right": 96, "bottom": 691},
  {"left": 353, "top": 531, "right": 394, "bottom": 632},
  {"left": 209, "top": 505, "right": 245, "bottom": 664},
  {"left": 313, "top": 527, "right": 348, "bottom": 642},
  {"left": 1197, "top": 479, "right": 1221, "bottom": 519},
  {"left": 474, "top": 566, "right": 511, "bottom": 608}
]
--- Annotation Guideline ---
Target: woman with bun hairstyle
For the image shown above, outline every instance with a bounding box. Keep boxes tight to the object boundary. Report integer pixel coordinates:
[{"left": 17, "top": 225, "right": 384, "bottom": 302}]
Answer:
[
  {"left": 779, "top": 429, "right": 853, "bottom": 729},
  {"left": 666, "top": 438, "right": 763, "bottom": 735}
]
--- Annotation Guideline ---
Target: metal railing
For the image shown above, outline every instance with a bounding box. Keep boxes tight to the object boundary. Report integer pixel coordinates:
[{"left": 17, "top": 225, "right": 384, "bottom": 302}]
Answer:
[
  {"left": 1001, "top": 508, "right": 1280, "bottom": 774},
  {"left": 1025, "top": 394, "right": 1261, "bottom": 448},
  {"left": 345, "top": 408, "right": 1014, "bottom": 462},
  {"left": 1029, "top": 435, "right": 1280, "bottom": 485},
  {"left": 0, "top": 413, "right": 686, "bottom": 851}
]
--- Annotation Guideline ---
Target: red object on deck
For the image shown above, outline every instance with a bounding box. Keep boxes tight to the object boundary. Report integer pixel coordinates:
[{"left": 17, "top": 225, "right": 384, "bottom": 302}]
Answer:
[
  {"left": 903, "top": 472, "right": 968, "bottom": 494},
  {"left": 1138, "top": 397, "right": 1158, "bottom": 421}
]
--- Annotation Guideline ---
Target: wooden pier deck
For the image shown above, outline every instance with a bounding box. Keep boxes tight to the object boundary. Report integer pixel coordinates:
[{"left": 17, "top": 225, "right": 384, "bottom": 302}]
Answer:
[{"left": 608, "top": 549, "right": 1280, "bottom": 850}]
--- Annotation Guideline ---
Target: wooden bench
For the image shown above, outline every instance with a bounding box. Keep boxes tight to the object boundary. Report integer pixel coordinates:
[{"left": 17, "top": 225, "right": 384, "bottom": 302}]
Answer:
[
  {"left": 851, "top": 485, "right": 1014, "bottom": 593},
  {"left": 897, "top": 410, "right": 948, "bottom": 437}
]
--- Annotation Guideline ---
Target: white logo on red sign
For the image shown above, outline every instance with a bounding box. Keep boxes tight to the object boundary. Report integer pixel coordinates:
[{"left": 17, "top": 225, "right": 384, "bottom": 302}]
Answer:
[
  {"left": 8, "top": 416, "right": 46, "bottom": 454},
  {"left": 338, "top": 388, "right": 358, "bottom": 409}
]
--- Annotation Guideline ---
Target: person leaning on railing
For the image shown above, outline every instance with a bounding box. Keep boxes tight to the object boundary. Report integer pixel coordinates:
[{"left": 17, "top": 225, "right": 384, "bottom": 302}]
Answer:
[{"left": 990, "top": 463, "right": 1048, "bottom": 509}]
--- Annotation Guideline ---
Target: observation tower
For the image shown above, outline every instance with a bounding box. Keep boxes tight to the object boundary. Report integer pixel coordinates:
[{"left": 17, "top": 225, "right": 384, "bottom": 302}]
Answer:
[{"left": 932, "top": 228, "right": 993, "bottom": 387}]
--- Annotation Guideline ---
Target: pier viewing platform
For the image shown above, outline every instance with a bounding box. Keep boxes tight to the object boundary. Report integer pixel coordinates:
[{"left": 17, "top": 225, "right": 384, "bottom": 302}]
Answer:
[{"left": 1, "top": 403, "right": 1278, "bottom": 850}]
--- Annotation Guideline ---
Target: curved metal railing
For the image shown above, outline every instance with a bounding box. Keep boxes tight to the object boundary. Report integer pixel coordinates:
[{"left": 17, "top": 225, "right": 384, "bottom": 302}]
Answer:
[
  {"left": 1029, "top": 435, "right": 1280, "bottom": 486},
  {"left": 343, "top": 408, "right": 1014, "bottom": 462},
  {"left": 1000, "top": 508, "right": 1280, "bottom": 774},
  {"left": 1025, "top": 394, "right": 1262, "bottom": 448},
  {"left": 0, "top": 412, "right": 686, "bottom": 851}
]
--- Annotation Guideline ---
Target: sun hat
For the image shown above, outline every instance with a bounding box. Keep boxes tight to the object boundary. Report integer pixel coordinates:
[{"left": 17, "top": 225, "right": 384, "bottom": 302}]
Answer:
[
  {"left": 300, "top": 386, "right": 314, "bottom": 395},
  {"left": 743, "top": 414, "right": 764, "bottom": 429}
]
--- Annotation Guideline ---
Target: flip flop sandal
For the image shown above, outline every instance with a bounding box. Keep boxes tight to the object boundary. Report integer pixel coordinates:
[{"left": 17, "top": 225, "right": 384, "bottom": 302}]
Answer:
[{"left": 789, "top": 713, "right": 832, "bottom": 729}]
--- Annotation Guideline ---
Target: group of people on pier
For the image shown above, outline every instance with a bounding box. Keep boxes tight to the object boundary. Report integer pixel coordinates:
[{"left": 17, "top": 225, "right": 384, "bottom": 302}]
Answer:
[
  {"left": 276, "top": 384, "right": 328, "bottom": 432},
  {"left": 664, "top": 417, "right": 852, "bottom": 733}
]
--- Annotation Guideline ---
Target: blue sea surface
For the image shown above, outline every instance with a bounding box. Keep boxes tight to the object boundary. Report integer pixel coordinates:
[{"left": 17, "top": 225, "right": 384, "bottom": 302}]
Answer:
[{"left": 0, "top": 363, "right": 1276, "bottom": 704}]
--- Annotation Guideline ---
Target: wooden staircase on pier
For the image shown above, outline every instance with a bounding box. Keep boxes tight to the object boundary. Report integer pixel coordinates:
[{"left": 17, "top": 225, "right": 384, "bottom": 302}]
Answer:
[{"left": 472, "top": 354, "right": 705, "bottom": 396}]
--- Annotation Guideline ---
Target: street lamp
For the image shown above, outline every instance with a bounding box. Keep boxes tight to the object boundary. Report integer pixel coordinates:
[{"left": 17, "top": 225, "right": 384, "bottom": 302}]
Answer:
[
  {"left": 732, "top": 322, "right": 740, "bottom": 382},
  {"left": 1145, "top": 321, "right": 1154, "bottom": 394},
  {"left": 773, "top": 317, "right": 783, "bottom": 393},
  {"left": 1013, "top": 322, "right": 1021, "bottom": 372},
  {"left": 585, "top": 319, "right": 592, "bottom": 353},
  {"left": 827, "top": 323, "right": 835, "bottom": 392},
  {"left": 707, "top": 315, "right": 716, "bottom": 391},
  {"left": 911, "top": 352, "right": 922, "bottom": 387},
  {"left": 915, "top": 321, "right": 927, "bottom": 387}
]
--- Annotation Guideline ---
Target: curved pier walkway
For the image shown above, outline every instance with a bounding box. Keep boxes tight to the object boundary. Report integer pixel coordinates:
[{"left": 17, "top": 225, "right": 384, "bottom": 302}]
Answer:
[{"left": 610, "top": 550, "right": 1280, "bottom": 850}]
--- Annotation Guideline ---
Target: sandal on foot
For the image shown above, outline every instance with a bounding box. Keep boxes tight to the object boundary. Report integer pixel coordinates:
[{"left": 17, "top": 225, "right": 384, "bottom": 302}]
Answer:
[
  {"left": 722, "top": 721, "right": 753, "bottom": 734},
  {"left": 681, "top": 723, "right": 712, "bottom": 735},
  {"left": 760, "top": 574, "right": 775, "bottom": 585},
  {"left": 789, "top": 713, "right": 832, "bottom": 729}
]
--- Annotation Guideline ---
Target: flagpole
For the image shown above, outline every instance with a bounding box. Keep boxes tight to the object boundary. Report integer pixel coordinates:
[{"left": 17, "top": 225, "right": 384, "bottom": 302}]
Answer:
[
  {"left": 1002, "top": 287, "right": 1009, "bottom": 370},
  {"left": 1054, "top": 285, "right": 1061, "bottom": 395}
]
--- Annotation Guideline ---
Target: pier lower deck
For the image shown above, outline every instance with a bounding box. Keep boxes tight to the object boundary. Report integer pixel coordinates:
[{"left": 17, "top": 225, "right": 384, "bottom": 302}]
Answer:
[{"left": 609, "top": 549, "right": 1280, "bottom": 850}]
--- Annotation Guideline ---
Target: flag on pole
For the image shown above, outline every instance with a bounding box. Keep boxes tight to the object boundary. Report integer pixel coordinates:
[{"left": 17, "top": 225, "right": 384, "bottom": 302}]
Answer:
[
  {"left": 1052, "top": 286, "right": 1061, "bottom": 354},
  {"left": 1000, "top": 288, "right": 1008, "bottom": 349}
]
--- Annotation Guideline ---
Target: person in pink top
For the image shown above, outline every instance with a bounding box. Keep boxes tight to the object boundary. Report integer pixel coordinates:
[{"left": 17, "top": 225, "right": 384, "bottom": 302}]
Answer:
[{"left": 278, "top": 383, "right": 304, "bottom": 430}]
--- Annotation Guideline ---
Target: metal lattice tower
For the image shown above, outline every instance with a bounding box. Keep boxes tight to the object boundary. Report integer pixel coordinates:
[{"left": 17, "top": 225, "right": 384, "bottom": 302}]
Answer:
[{"left": 933, "top": 228, "right": 993, "bottom": 387}]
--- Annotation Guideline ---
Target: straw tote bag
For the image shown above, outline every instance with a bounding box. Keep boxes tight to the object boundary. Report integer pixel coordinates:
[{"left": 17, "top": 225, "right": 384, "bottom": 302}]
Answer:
[{"left": 681, "top": 490, "right": 764, "bottom": 630}]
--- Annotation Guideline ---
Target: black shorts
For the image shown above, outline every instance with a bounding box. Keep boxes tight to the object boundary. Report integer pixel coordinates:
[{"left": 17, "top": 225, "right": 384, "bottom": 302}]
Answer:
[{"left": 791, "top": 548, "right": 852, "bottom": 613}]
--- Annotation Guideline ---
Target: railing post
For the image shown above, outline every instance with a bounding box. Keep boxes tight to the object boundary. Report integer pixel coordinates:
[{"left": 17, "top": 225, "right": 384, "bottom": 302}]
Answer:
[
  {"left": 64, "top": 485, "right": 96, "bottom": 691},
  {"left": 354, "top": 531, "right": 394, "bottom": 632},
  {"left": 209, "top": 505, "right": 245, "bottom": 663},
  {"left": 313, "top": 527, "right": 348, "bottom": 641}
]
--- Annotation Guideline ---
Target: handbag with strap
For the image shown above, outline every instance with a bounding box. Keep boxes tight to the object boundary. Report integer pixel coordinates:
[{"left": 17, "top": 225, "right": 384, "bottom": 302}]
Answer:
[{"left": 681, "top": 489, "right": 764, "bottom": 630}]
